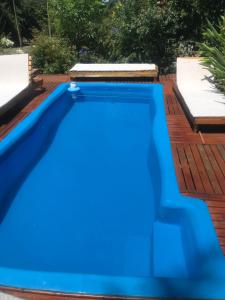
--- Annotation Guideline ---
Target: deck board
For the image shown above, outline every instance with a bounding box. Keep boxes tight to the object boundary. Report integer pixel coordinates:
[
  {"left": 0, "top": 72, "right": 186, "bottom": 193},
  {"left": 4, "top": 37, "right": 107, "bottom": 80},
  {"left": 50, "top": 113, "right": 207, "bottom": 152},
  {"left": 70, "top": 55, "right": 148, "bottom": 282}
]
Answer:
[{"left": 0, "top": 74, "right": 225, "bottom": 299}]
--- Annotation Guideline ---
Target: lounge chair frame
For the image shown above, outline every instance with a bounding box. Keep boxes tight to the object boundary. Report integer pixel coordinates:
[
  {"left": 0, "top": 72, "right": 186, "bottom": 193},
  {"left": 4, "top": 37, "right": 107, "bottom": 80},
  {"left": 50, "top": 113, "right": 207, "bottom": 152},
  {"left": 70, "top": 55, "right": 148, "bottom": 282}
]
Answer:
[{"left": 69, "top": 64, "right": 159, "bottom": 81}]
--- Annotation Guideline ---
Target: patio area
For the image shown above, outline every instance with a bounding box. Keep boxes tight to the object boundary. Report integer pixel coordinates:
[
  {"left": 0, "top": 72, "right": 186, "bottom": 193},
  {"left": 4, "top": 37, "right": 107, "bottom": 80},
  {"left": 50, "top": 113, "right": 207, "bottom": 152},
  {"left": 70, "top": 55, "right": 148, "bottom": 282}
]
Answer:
[{"left": 0, "top": 74, "right": 225, "bottom": 300}]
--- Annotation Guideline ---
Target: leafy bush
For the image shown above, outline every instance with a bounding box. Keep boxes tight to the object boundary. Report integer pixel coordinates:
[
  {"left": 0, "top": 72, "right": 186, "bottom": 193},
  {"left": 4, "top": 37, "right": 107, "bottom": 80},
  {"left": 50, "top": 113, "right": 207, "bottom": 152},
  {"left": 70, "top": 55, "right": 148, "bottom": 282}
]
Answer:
[
  {"left": 2, "top": 0, "right": 224, "bottom": 74},
  {"left": 31, "top": 33, "right": 76, "bottom": 74},
  {"left": 106, "top": 0, "right": 178, "bottom": 73},
  {"left": 199, "top": 15, "right": 225, "bottom": 93},
  {"left": 166, "top": 0, "right": 225, "bottom": 42},
  {"left": 105, "top": 0, "right": 225, "bottom": 73},
  {"left": 176, "top": 40, "right": 197, "bottom": 57},
  {"left": 0, "top": 36, "right": 14, "bottom": 48},
  {"left": 51, "top": 0, "right": 105, "bottom": 53},
  {"left": 78, "top": 48, "right": 107, "bottom": 63}
]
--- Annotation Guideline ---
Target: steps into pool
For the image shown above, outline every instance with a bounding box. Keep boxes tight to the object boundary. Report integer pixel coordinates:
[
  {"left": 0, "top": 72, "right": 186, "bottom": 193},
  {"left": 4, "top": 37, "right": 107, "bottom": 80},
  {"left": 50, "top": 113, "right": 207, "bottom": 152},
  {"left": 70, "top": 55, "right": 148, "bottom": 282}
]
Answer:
[{"left": 153, "top": 221, "right": 189, "bottom": 278}]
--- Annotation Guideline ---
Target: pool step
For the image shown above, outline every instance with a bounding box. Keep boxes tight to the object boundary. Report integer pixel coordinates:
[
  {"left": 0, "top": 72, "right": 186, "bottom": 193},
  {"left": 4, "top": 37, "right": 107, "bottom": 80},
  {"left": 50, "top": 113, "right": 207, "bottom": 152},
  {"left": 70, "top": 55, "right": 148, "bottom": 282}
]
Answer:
[{"left": 153, "top": 221, "right": 188, "bottom": 278}]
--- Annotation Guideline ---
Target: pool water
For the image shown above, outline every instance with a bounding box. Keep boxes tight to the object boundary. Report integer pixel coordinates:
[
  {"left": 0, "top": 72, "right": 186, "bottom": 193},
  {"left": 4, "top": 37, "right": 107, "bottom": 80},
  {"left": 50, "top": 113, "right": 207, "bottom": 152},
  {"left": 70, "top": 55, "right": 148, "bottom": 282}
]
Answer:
[
  {"left": 0, "top": 93, "right": 155, "bottom": 276},
  {"left": 0, "top": 83, "right": 224, "bottom": 299}
]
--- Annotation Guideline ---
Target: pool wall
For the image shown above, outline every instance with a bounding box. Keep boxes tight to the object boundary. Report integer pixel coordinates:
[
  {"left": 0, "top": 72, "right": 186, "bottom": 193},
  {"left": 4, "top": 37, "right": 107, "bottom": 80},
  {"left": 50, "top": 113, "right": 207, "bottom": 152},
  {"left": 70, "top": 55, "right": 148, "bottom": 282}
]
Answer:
[{"left": 0, "top": 83, "right": 225, "bottom": 299}]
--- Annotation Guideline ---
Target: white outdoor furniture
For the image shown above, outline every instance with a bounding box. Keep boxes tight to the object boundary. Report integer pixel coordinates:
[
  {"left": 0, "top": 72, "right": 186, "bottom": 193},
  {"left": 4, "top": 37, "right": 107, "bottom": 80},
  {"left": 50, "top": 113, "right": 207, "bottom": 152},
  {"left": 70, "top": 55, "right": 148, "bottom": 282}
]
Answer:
[
  {"left": 174, "top": 57, "right": 225, "bottom": 130},
  {"left": 69, "top": 63, "right": 158, "bottom": 80},
  {"left": 0, "top": 54, "right": 31, "bottom": 118}
]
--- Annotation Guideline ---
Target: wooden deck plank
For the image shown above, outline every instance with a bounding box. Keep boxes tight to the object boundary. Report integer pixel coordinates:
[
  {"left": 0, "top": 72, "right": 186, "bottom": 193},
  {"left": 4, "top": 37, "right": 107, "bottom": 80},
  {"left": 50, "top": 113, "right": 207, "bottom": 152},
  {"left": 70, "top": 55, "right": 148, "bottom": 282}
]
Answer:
[
  {"left": 171, "top": 145, "right": 187, "bottom": 192},
  {"left": 197, "top": 145, "right": 223, "bottom": 194},
  {"left": 176, "top": 144, "right": 196, "bottom": 192},
  {"left": 165, "top": 94, "right": 174, "bottom": 115},
  {"left": 210, "top": 145, "right": 225, "bottom": 178},
  {"left": 217, "top": 144, "right": 225, "bottom": 162},
  {"left": 169, "top": 93, "right": 182, "bottom": 115},
  {"left": 183, "top": 144, "right": 205, "bottom": 192},
  {"left": 204, "top": 145, "right": 225, "bottom": 194},
  {"left": 189, "top": 144, "right": 213, "bottom": 194}
]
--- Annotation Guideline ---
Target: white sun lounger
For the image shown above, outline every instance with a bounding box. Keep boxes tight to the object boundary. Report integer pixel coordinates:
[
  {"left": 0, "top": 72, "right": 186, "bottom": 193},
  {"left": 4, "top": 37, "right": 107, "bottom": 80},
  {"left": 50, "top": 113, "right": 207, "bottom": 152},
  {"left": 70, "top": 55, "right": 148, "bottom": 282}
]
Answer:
[
  {"left": 69, "top": 63, "right": 158, "bottom": 80},
  {"left": 0, "top": 54, "right": 31, "bottom": 119},
  {"left": 174, "top": 57, "right": 225, "bottom": 130}
]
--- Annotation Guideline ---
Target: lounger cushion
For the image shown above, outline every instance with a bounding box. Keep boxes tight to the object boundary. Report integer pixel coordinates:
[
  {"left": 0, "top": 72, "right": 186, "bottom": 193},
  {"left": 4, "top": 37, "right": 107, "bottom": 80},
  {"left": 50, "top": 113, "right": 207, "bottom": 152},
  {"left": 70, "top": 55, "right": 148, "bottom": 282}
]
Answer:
[
  {"left": 70, "top": 63, "right": 157, "bottom": 72},
  {"left": 0, "top": 54, "right": 29, "bottom": 86},
  {"left": 178, "top": 85, "right": 225, "bottom": 117},
  {"left": 0, "top": 84, "right": 29, "bottom": 108},
  {"left": 0, "top": 54, "right": 30, "bottom": 111},
  {"left": 177, "top": 58, "right": 225, "bottom": 117}
]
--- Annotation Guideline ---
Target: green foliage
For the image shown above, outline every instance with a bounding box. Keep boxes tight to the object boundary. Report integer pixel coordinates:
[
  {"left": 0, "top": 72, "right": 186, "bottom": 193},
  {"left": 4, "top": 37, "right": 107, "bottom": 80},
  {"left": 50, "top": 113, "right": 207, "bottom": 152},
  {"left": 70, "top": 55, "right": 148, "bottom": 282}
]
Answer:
[
  {"left": 51, "top": 0, "right": 105, "bottom": 53},
  {"left": 103, "top": 0, "right": 225, "bottom": 72},
  {"left": 166, "top": 0, "right": 225, "bottom": 41},
  {"left": 199, "top": 15, "right": 225, "bottom": 93},
  {"left": 0, "top": 46, "right": 30, "bottom": 55},
  {"left": 0, "top": 0, "right": 47, "bottom": 45},
  {"left": 105, "top": 0, "right": 178, "bottom": 72},
  {"left": 0, "top": 37, "right": 14, "bottom": 48},
  {"left": 31, "top": 33, "right": 76, "bottom": 74},
  {"left": 1, "top": 0, "right": 225, "bottom": 73}
]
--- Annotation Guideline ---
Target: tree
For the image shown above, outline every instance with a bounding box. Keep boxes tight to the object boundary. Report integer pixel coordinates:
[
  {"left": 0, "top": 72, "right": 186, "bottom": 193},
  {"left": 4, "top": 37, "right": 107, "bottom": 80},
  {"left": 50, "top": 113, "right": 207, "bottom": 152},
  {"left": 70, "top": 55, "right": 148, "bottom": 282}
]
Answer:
[
  {"left": 47, "top": 0, "right": 52, "bottom": 37},
  {"left": 166, "top": 0, "right": 225, "bottom": 41},
  {"left": 0, "top": 0, "right": 47, "bottom": 45},
  {"left": 12, "top": 0, "right": 22, "bottom": 47},
  {"left": 31, "top": 33, "right": 76, "bottom": 73},
  {"left": 51, "top": 0, "right": 105, "bottom": 54},
  {"left": 106, "top": 0, "right": 177, "bottom": 71},
  {"left": 0, "top": 1, "right": 16, "bottom": 41}
]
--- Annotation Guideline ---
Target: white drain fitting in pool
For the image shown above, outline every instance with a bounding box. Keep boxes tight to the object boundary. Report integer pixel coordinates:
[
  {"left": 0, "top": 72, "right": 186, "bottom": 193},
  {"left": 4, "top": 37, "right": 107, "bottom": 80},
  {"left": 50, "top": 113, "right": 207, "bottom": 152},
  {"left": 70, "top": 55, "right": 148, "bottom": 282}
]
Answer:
[{"left": 68, "top": 82, "right": 80, "bottom": 93}]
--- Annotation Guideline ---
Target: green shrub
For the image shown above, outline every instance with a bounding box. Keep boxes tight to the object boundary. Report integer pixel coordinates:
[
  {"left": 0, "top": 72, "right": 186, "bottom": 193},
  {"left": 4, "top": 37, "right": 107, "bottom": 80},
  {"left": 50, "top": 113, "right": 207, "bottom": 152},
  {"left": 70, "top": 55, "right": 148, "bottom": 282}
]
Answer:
[
  {"left": 51, "top": 0, "right": 105, "bottom": 53},
  {"left": 0, "top": 36, "right": 14, "bottom": 48},
  {"left": 31, "top": 33, "right": 76, "bottom": 74},
  {"left": 106, "top": 0, "right": 178, "bottom": 73},
  {"left": 199, "top": 15, "right": 225, "bottom": 93}
]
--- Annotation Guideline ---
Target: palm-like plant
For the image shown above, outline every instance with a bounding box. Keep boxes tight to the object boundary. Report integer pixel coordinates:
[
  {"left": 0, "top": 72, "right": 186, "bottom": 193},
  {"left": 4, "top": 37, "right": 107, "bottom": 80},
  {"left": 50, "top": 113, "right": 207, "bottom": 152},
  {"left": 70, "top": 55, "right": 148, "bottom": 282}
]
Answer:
[{"left": 199, "top": 15, "right": 225, "bottom": 93}]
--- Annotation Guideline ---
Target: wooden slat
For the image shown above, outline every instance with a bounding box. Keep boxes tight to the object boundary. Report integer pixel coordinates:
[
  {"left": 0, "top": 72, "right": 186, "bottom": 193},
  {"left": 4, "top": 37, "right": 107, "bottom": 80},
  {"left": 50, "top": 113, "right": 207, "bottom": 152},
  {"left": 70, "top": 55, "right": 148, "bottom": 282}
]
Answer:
[
  {"left": 176, "top": 144, "right": 196, "bottom": 192},
  {"left": 210, "top": 145, "right": 225, "bottom": 178},
  {"left": 197, "top": 145, "right": 223, "bottom": 194},
  {"left": 165, "top": 94, "right": 175, "bottom": 114},
  {"left": 172, "top": 145, "right": 187, "bottom": 192},
  {"left": 183, "top": 144, "right": 205, "bottom": 192},
  {"left": 189, "top": 144, "right": 213, "bottom": 194},
  {"left": 204, "top": 145, "right": 225, "bottom": 193},
  {"left": 69, "top": 69, "right": 158, "bottom": 79},
  {"left": 217, "top": 144, "right": 225, "bottom": 162}
]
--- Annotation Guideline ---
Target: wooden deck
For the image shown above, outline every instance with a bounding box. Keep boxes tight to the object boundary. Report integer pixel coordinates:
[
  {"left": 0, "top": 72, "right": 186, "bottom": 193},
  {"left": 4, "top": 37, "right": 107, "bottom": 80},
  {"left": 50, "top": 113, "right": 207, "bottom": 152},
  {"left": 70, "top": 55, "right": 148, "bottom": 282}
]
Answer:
[
  {"left": 0, "top": 74, "right": 225, "bottom": 300},
  {"left": 161, "top": 74, "right": 225, "bottom": 254}
]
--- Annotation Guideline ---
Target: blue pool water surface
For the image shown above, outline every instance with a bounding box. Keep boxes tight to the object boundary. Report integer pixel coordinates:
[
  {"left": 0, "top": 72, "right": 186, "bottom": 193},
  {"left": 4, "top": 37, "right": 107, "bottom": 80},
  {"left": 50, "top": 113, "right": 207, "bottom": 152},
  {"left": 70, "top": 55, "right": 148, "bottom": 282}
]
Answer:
[
  {"left": 0, "top": 91, "right": 155, "bottom": 276},
  {"left": 0, "top": 83, "right": 225, "bottom": 298}
]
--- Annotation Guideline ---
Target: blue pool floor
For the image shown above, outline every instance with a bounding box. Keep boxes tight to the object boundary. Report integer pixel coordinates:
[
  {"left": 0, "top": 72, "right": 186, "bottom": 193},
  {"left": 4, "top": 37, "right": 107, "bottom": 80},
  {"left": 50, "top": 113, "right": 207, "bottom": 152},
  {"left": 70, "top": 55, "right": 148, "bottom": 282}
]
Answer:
[{"left": 0, "top": 97, "right": 156, "bottom": 276}]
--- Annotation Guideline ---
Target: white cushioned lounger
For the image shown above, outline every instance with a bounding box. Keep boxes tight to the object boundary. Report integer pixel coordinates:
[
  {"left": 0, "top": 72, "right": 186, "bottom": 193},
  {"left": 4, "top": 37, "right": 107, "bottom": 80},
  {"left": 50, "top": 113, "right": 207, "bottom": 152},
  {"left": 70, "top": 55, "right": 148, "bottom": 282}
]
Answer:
[
  {"left": 0, "top": 54, "right": 30, "bottom": 116},
  {"left": 72, "top": 63, "right": 157, "bottom": 72},
  {"left": 176, "top": 57, "right": 225, "bottom": 118},
  {"left": 70, "top": 63, "right": 158, "bottom": 79}
]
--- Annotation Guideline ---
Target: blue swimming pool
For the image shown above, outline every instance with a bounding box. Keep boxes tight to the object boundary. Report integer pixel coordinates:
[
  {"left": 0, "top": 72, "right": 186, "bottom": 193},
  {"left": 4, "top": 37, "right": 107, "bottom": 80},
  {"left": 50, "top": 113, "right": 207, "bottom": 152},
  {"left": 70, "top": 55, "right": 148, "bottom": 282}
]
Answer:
[{"left": 0, "top": 83, "right": 225, "bottom": 299}]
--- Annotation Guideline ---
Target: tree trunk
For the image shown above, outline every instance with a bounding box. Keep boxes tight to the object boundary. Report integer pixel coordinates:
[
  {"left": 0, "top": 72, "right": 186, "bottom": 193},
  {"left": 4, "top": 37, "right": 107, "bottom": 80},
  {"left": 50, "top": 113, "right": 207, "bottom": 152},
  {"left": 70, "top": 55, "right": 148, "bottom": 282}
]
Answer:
[
  {"left": 12, "top": 0, "right": 22, "bottom": 47},
  {"left": 47, "top": 0, "right": 52, "bottom": 37}
]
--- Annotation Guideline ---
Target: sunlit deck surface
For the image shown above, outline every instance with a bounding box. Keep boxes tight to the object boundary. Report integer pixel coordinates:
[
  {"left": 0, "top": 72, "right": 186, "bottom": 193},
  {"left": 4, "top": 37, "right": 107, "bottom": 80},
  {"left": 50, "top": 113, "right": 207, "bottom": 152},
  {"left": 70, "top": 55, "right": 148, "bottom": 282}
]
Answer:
[{"left": 0, "top": 74, "right": 225, "bottom": 300}]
